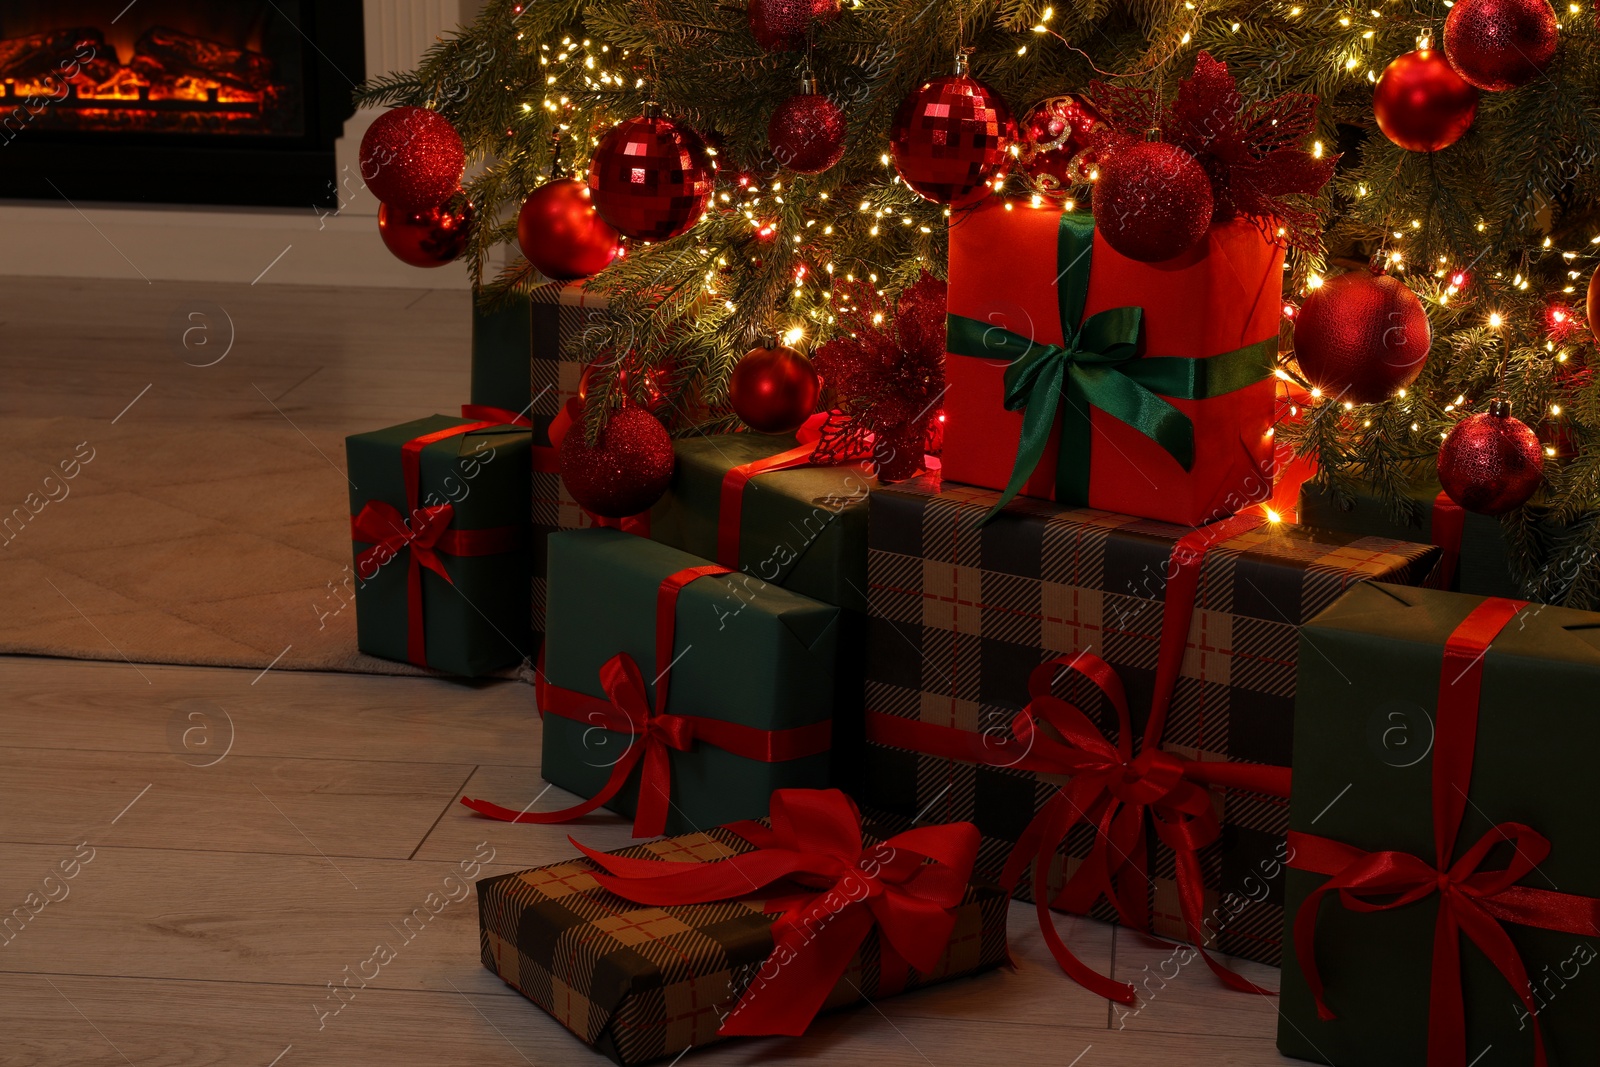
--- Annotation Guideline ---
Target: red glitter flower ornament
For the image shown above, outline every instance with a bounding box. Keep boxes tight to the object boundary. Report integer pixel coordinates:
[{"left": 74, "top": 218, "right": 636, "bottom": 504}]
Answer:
[{"left": 1090, "top": 52, "right": 1336, "bottom": 252}]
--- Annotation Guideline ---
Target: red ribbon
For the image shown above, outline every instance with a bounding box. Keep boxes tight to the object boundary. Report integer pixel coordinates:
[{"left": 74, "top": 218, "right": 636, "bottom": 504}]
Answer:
[
  {"left": 462, "top": 564, "right": 832, "bottom": 837},
  {"left": 1428, "top": 490, "right": 1466, "bottom": 591},
  {"left": 569, "top": 787, "right": 980, "bottom": 1037},
  {"left": 350, "top": 420, "right": 524, "bottom": 668},
  {"left": 460, "top": 403, "right": 532, "bottom": 427},
  {"left": 1289, "top": 596, "right": 1600, "bottom": 1067},
  {"left": 865, "top": 510, "right": 1290, "bottom": 1003}
]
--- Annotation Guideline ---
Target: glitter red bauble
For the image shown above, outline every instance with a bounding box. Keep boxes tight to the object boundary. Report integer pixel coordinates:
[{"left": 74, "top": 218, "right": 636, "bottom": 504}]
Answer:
[
  {"left": 377, "top": 194, "right": 474, "bottom": 267},
  {"left": 768, "top": 92, "right": 847, "bottom": 174},
  {"left": 557, "top": 404, "right": 675, "bottom": 517},
  {"left": 1092, "top": 140, "right": 1214, "bottom": 263},
  {"left": 729, "top": 343, "right": 820, "bottom": 433},
  {"left": 588, "top": 115, "right": 714, "bottom": 242},
  {"left": 1444, "top": 0, "right": 1558, "bottom": 91},
  {"left": 1438, "top": 402, "right": 1544, "bottom": 514},
  {"left": 1373, "top": 50, "right": 1479, "bottom": 153},
  {"left": 890, "top": 73, "right": 1015, "bottom": 207},
  {"left": 1293, "top": 269, "right": 1431, "bottom": 404},
  {"left": 517, "top": 178, "right": 621, "bottom": 280},
  {"left": 748, "top": 0, "right": 840, "bottom": 51},
  {"left": 360, "top": 107, "right": 466, "bottom": 212},
  {"left": 1018, "top": 94, "right": 1101, "bottom": 191}
]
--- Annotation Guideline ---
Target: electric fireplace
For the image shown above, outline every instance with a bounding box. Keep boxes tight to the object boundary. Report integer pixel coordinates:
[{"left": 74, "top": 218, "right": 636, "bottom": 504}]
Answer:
[{"left": 0, "top": 1, "right": 363, "bottom": 207}]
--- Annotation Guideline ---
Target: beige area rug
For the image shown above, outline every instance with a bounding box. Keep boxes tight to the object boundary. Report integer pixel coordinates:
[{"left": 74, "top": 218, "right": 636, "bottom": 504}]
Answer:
[{"left": 0, "top": 413, "right": 522, "bottom": 677}]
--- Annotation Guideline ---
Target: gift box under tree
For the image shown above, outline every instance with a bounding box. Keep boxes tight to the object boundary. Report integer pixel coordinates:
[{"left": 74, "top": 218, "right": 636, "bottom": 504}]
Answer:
[
  {"left": 858, "top": 476, "right": 1442, "bottom": 989},
  {"left": 468, "top": 280, "right": 609, "bottom": 432},
  {"left": 477, "top": 788, "right": 1009, "bottom": 1066},
  {"left": 1279, "top": 583, "right": 1600, "bottom": 1067},
  {"left": 942, "top": 198, "right": 1285, "bottom": 527},
  {"left": 464, "top": 528, "right": 838, "bottom": 836},
  {"left": 345, "top": 415, "right": 532, "bottom": 676}
]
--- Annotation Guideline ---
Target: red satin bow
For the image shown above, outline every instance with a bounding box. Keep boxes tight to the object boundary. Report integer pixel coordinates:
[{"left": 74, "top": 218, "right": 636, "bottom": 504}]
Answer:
[
  {"left": 999, "top": 653, "right": 1275, "bottom": 1004},
  {"left": 1289, "top": 596, "right": 1600, "bottom": 1067},
  {"left": 572, "top": 787, "right": 980, "bottom": 1037},
  {"left": 462, "top": 564, "right": 832, "bottom": 837},
  {"left": 351, "top": 500, "right": 456, "bottom": 586}
]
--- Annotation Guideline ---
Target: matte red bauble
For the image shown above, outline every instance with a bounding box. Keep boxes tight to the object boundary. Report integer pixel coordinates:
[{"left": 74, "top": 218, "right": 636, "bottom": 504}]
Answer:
[
  {"left": 517, "top": 178, "right": 621, "bottom": 280},
  {"left": 1373, "top": 50, "right": 1478, "bottom": 152},
  {"left": 1293, "top": 269, "right": 1430, "bottom": 404},
  {"left": 588, "top": 113, "right": 714, "bottom": 242},
  {"left": 889, "top": 63, "right": 1015, "bottom": 207},
  {"left": 748, "top": 0, "right": 840, "bottom": 51},
  {"left": 360, "top": 107, "right": 466, "bottom": 212},
  {"left": 1438, "top": 401, "right": 1544, "bottom": 514},
  {"left": 1444, "top": 0, "right": 1558, "bottom": 91},
  {"left": 1018, "top": 94, "right": 1101, "bottom": 191},
  {"left": 1093, "top": 140, "right": 1213, "bottom": 263},
  {"left": 729, "top": 342, "right": 820, "bottom": 433},
  {"left": 768, "top": 80, "right": 847, "bottom": 174},
  {"left": 377, "top": 195, "right": 474, "bottom": 267},
  {"left": 558, "top": 404, "right": 675, "bottom": 517}
]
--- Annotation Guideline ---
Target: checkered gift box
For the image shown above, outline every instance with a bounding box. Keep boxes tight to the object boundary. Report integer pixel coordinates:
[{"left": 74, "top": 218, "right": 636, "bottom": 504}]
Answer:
[
  {"left": 858, "top": 477, "right": 1441, "bottom": 967},
  {"left": 478, "top": 823, "right": 1008, "bottom": 1066}
]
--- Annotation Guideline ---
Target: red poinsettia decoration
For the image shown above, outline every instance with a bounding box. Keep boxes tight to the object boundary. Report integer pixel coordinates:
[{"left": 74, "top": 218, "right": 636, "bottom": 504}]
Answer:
[
  {"left": 811, "top": 272, "right": 946, "bottom": 481},
  {"left": 1090, "top": 52, "right": 1336, "bottom": 251}
]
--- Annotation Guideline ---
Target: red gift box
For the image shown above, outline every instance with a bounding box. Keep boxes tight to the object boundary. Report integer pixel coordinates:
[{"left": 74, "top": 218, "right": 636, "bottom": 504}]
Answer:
[{"left": 943, "top": 198, "right": 1285, "bottom": 527}]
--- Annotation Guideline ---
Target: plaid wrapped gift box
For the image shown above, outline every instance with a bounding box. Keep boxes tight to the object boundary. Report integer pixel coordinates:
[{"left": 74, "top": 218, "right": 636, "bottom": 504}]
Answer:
[
  {"left": 858, "top": 477, "right": 1441, "bottom": 967},
  {"left": 478, "top": 813, "right": 1009, "bottom": 1066}
]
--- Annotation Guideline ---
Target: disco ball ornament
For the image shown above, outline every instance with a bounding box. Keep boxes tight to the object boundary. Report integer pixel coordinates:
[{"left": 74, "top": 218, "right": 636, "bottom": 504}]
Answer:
[
  {"left": 558, "top": 404, "right": 676, "bottom": 517},
  {"left": 729, "top": 340, "right": 820, "bottom": 433},
  {"left": 1437, "top": 401, "right": 1544, "bottom": 514},
  {"left": 889, "top": 55, "right": 1015, "bottom": 207},
  {"left": 768, "top": 74, "right": 847, "bottom": 174},
  {"left": 1444, "top": 0, "right": 1559, "bottom": 91},
  {"left": 360, "top": 107, "right": 466, "bottom": 212},
  {"left": 1293, "top": 268, "right": 1431, "bottom": 404},
  {"left": 517, "top": 178, "right": 621, "bottom": 280},
  {"left": 748, "top": 0, "right": 840, "bottom": 51},
  {"left": 1093, "top": 139, "right": 1213, "bottom": 263},
  {"left": 1373, "top": 50, "right": 1479, "bottom": 153},
  {"left": 588, "top": 109, "right": 714, "bottom": 242},
  {"left": 377, "top": 194, "right": 474, "bottom": 267},
  {"left": 1018, "top": 94, "right": 1102, "bottom": 193}
]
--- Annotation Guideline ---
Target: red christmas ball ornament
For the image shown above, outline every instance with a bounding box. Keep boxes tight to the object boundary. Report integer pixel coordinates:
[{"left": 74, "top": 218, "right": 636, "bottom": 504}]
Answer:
[
  {"left": 558, "top": 404, "right": 676, "bottom": 517},
  {"left": 1293, "top": 268, "right": 1431, "bottom": 404},
  {"left": 1437, "top": 401, "right": 1544, "bottom": 514},
  {"left": 890, "top": 56, "right": 1015, "bottom": 207},
  {"left": 360, "top": 107, "right": 466, "bottom": 212},
  {"left": 1587, "top": 267, "right": 1599, "bottom": 341},
  {"left": 1373, "top": 50, "right": 1479, "bottom": 153},
  {"left": 768, "top": 75, "right": 846, "bottom": 174},
  {"left": 748, "top": 0, "right": 840, "bottom": 51},
  {"left": 1018, "top": 94, "right": 1102, "bottom": 192},
  {"left": 377, "top": 194, "right": 474, "bottom": 267},
  {"left": 588, "top": 110, "right": 714, "bottom": 242},
  {"left": 517, "top": 178, "right": 621, "bottom": 280},
  {"left": 1093, "top": 140, "right": 1214, "bottom": 263},
  {"left": 1444, "top": 0, "right": 1558, "bottom": 91},
  {"left": 729, "top": 340, "right": 820, "bottom": 433}
]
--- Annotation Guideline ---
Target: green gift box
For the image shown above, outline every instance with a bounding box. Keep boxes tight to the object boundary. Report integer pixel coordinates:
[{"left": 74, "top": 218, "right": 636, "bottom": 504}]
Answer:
[
  {"left": 541, "top": 528, "right": 839, "bottom": 835},
  {"left": 346, "top": 414, "right": 532, "bottom": 676},
  {"left": 1279, "top": 582, "right": 1600, "bottom": 1067},
  {"left": 471, "top": 281, "right": 610, "bottom": 444},
  {"left": 646, "top": 431, "right": 874, "bottom": 613}
]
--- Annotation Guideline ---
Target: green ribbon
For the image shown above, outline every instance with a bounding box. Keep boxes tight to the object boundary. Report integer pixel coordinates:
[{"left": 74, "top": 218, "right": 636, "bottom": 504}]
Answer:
[{"left": 946, "top": 212, "right": 1277, "bottom": 523}]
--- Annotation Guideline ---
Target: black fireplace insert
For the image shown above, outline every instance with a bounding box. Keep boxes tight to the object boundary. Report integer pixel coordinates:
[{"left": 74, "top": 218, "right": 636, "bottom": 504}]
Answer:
[{"left": 0, "top": 1, "right": 363, "bottom": 207}]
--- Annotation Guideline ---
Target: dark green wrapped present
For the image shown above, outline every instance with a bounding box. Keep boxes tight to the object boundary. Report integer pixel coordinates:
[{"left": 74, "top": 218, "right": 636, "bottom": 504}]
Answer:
[
  {"left": 1280, "top": 582, "right": 1600, "bottom": 1067},
  {"left": 646, "top": 430, "right": 874, "bottom": 613},
  {"left": 471, "top": 281, "right": 609, "bottom": 445},
  {"left": 346, "top": 414, "right": 532, "bottom": 676},
  {"left": 538, "top": 528, "right": 839, "bottom": 836}
]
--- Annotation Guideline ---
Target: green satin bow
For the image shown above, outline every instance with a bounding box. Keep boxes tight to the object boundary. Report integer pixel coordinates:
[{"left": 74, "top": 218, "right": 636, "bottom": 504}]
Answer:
[{"left": 946, "top": 212, "right": 1275, "bottom": 523}]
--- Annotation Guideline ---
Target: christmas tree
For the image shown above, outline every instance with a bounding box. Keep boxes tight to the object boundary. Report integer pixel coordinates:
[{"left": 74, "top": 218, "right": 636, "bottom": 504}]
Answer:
[{"left": 356, "top": 0, "right": 1600, "bottom": 604}]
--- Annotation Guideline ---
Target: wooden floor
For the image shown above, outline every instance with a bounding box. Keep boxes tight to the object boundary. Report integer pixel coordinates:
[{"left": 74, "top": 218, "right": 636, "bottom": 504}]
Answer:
[{"left": 0, "top": 277, "right": 1295, "bottom": 1066}]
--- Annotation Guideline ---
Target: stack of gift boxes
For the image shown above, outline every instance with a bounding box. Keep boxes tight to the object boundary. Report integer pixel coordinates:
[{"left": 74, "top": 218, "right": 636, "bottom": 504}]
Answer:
[{"left": 342, "top": 200, "right": 1600, "bottom": 1067}]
